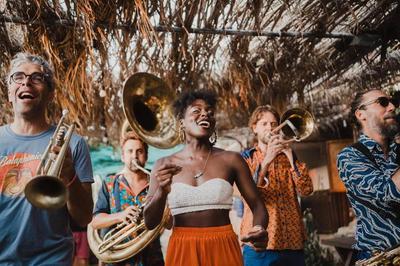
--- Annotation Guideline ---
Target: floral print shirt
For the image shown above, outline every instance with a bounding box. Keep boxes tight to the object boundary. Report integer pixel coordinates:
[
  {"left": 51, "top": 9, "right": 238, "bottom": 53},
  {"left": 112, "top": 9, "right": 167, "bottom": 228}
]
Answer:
[{"left": 94, "top": 174, "right": 164, "bottom": 266}]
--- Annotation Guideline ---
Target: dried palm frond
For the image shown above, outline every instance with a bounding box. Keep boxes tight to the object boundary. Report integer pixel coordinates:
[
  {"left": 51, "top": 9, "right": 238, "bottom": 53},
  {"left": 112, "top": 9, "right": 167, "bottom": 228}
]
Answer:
[{"left": 0, "top": 0, "right": 399, "bottom": 144}]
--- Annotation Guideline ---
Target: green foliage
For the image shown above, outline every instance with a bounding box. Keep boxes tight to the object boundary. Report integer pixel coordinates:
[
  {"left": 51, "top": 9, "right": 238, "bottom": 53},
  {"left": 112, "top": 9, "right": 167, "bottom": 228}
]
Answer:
[{"left": 304, "top": 209, "right": 340, "bottom": 266}]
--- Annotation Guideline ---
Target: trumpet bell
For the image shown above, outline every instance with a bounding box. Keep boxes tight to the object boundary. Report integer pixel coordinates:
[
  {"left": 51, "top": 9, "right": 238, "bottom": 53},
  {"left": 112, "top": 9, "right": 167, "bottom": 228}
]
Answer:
[
  {"left": 24, "top": 175, "right": 67, "bottom": 209},
  {"left": 280, "top": 108, "right": 314, "bottom": 141},
  {"left": 122, "top": 73, "right": 179, "bottom": 149}
]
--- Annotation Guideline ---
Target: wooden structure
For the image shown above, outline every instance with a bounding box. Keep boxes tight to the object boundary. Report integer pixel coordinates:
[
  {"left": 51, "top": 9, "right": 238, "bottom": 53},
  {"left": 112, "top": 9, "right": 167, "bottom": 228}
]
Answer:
[
  {"left": 326, "top": 139, "right": 353, "bottom": 193},
  {"left": 0, "top": 1, "right": 400, "bottom": 144}
]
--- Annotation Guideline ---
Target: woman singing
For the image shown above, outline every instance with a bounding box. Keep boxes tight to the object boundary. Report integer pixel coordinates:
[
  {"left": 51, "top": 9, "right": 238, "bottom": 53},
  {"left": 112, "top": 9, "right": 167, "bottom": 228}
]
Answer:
[{"left": 144, "top": 90, "right": 268, "bottom": 266}]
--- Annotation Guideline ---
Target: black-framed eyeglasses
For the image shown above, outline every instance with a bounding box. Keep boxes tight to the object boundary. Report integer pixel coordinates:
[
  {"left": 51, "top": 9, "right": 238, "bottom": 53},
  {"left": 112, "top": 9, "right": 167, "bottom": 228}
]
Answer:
[
  {"left": 10, "top": 72, "right": 46, "bottom": 85},
  {"left": 358, "top": 96, "right": 399, "bottom": 110}
]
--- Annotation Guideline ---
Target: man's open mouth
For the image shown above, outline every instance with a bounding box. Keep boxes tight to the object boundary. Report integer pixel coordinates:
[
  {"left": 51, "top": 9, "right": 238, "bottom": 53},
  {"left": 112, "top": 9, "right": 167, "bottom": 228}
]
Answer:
[{"left": 18, "top": 92, "right": 36, "bottom": 100}]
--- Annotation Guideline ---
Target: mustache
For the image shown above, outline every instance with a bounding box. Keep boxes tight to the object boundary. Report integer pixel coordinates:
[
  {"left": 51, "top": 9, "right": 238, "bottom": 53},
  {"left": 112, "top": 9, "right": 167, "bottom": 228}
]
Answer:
[
  {"left": 130, "top": 160, "right": 142, "bottom": 167},
  {"left": 384, "top": 114, "right": 397, "bottom": 119}
]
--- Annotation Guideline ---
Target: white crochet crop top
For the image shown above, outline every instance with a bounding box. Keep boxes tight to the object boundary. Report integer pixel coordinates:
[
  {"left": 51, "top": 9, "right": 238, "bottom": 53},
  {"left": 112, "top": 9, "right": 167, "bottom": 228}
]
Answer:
[{"left": 167, "top": 178, "right": 233, "bottom": 216}]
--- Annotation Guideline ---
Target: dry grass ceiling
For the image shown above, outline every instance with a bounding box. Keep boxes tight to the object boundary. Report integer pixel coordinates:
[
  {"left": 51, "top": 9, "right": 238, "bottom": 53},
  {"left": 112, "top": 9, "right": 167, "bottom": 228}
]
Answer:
[{"left": 0, "top": 0, "right": 400, "bottom": 145}]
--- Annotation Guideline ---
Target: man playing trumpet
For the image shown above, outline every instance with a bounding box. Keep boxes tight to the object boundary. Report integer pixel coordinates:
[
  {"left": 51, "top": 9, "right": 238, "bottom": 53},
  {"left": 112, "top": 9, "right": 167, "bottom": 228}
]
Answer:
[
  {"left": 0, "top": 52, "right": 94, "bottom": 265},
  {"left": 91, "top": 131, "right": 164, "bottom": 266},
  {"left": 240, "top": 105, "right": 313, "bottom": 266}
]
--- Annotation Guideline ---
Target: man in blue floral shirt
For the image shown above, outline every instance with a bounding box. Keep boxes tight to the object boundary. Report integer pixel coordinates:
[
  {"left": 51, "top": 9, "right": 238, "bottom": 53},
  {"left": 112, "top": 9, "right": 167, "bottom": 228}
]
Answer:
[
  {"left": 91, "top": 131, "right": 164, "bottom": 266},
  {"left": 337, "top": 89, "right": 400, "bottom": 261}
]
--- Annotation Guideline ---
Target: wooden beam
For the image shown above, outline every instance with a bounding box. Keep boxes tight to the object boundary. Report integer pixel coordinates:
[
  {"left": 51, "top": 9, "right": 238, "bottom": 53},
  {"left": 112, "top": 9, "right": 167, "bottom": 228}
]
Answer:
[{"left": 0, "top": 15, "right": 355, "bottom": 39}]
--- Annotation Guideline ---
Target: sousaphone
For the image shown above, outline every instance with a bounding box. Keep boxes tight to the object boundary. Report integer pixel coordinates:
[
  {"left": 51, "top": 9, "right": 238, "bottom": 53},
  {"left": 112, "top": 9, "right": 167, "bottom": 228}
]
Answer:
[{"left": 88, "top": 73, "right": 177, "bottom": 263}]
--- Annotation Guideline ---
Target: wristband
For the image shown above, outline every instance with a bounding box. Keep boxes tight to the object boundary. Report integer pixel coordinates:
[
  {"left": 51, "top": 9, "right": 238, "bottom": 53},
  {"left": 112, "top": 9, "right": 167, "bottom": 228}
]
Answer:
[
  {"left": 253, "top": 225, "right": 265, "bottom": 231},
  {"left": 66, "top": 174, "right": 77, "bottom": 187}
]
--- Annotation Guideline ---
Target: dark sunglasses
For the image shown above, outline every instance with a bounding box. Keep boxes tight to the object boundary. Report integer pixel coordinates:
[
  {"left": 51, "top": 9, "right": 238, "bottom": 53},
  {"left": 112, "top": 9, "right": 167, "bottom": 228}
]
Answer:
[{"left": 358, "top": 96, "right": 399, "bottom": 110}]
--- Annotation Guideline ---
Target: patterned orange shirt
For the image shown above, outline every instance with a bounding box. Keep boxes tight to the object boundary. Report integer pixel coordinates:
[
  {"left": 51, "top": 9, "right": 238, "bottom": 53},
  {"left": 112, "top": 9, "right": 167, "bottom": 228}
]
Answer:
[{"left": 240, "top": 147, "right": 313, "bottom": 250}]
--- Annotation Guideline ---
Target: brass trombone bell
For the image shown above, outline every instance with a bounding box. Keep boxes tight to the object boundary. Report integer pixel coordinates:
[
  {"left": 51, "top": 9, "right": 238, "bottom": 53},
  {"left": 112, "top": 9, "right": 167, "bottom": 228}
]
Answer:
[
  {"left": 271, "top": 108, "right": 314, "bottom": 142},
  {"left": 122, "top": 73, "right": 179, "bottom": 149}
]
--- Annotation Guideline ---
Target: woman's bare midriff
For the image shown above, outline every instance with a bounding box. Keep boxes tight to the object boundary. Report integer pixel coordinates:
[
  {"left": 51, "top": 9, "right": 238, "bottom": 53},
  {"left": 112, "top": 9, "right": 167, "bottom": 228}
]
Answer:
[{"left": 173, "top": 209, "right": 231, "bottom": 227}]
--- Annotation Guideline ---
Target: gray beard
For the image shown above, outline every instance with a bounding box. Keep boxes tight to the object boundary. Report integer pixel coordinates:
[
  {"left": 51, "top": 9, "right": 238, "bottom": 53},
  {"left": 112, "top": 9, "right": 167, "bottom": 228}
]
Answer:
[
  {"left": 371, "top": 119, "right": 400, "bottom": 139},
  {"left": 381, "top": 123, "right": 399, "bottom": 138}
]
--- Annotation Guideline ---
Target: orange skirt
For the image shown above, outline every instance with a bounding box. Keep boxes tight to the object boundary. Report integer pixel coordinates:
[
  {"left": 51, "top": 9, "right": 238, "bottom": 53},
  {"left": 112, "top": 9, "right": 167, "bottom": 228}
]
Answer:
[{"left": 166, "top": 224, "right": 243, "bottom": 266}]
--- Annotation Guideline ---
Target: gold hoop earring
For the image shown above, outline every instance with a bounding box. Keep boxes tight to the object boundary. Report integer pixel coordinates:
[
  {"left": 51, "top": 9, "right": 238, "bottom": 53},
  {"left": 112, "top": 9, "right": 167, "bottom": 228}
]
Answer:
[{"left": 179, "top": 123, "right": 186, "bottom": 143}]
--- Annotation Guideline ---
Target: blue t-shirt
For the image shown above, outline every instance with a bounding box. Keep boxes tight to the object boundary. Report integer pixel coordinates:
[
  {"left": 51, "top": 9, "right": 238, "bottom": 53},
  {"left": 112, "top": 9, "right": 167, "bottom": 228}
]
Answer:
[{"left": 0, "top": 125, "right": 93, "bottom": 265}]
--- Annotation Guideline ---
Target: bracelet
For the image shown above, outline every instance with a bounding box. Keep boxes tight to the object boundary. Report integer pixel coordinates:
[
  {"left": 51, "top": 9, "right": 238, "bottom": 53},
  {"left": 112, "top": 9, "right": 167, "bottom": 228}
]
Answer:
[
  {"left": 253, "top": 225, "right": 265, "bottom": 231},
  {"left": 66, "top": 174, "right": 77, "bottom": 187}
]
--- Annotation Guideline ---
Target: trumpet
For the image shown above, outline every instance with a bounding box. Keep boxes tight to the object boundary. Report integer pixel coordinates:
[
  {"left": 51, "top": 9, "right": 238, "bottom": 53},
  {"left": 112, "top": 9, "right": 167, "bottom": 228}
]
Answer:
[
  {"left": 24, "top": 110, "right": 75, "bottom": 209},
  {"left": 267, "top": 108, "right": 314, "bottom": 143}
]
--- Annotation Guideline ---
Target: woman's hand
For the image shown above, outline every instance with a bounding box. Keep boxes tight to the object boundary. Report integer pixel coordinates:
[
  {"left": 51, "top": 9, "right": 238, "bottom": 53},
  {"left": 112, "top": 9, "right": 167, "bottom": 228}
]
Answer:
[
  {"left": 144, "top": 160, "right": 181, "bottom": 230},
  {"left": 240, "top": 225, "right": 268, "bottom": 251},
  {"left": 154, "top": 163, "right": 182, "bottom": 194}
]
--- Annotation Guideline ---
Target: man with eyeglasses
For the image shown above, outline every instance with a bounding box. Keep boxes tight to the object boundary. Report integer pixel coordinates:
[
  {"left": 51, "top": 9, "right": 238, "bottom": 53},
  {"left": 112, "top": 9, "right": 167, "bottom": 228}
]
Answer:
[
  {"left": 337, "top": 89, "right": 400, "bottom": 262},
  {"left": 0, "top": 52, "right": 94, "bottom": 265}
]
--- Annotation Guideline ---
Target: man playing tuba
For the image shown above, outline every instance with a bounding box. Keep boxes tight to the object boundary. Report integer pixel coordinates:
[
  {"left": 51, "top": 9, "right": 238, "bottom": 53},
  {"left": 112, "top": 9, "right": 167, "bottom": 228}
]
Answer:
[{"left": 91, "top": 131, "right": 164, "bottom": 266}]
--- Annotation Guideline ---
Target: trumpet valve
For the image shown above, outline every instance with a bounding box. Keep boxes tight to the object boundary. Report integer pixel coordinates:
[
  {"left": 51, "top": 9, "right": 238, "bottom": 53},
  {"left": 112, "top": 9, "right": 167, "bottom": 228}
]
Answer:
[{"left": 55, "top": 126, "right": 67, "bottom": 146}]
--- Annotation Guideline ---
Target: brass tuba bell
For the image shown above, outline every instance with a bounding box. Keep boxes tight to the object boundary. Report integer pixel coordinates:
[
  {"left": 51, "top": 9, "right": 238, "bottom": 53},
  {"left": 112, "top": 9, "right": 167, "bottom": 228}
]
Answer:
[{"left": 121, "top": 72, "right": 180, "bottom": 148}]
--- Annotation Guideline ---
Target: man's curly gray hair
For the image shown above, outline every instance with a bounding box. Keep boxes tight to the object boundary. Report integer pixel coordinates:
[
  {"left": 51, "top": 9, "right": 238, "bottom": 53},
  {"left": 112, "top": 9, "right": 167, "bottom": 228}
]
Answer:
[{"left": 7, "top": 52, "right": 55, "bottom": 91}]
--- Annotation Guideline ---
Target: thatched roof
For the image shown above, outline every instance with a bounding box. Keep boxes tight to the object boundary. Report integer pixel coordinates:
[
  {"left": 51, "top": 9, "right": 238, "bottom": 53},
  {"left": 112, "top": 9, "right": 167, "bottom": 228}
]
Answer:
[{"left": 1, "top": 0, "right": 400, "bottom": 145}]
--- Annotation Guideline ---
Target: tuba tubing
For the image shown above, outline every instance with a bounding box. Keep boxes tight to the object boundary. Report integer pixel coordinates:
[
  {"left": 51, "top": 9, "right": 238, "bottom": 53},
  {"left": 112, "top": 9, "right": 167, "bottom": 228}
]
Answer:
[
  {"left": 87, "top": 205, "right": 170, "bottom": 263},
  {"left": 88, "top": 73, "right": 175, "bottom": 263}
]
